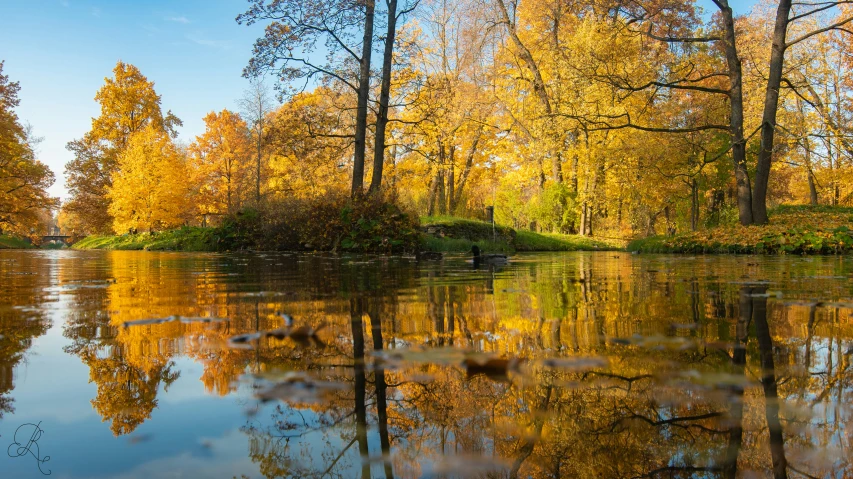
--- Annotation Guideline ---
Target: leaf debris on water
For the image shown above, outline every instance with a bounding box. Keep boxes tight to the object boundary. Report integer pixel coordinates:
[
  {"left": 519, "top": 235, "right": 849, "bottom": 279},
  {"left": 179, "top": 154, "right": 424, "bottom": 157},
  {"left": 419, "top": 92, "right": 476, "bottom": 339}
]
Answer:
[
  {"left": 250, "top": 371, "right": 346, "bottom": 404},
  {"left": 122, "top": 315, "right": 228, "bottom": 327},
  {"left": 226, "top": 318, "right": 327, "bottom": 348}
]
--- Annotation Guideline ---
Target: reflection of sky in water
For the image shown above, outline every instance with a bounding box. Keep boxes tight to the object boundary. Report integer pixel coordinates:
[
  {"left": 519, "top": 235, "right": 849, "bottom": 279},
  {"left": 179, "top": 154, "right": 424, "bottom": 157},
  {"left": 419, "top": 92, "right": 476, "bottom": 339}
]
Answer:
[
  {"left": 8, "top": 333, "right": 349, "bottom": 479},
  {"left": 0, "top": 250, "right": 852, "bottom": 478}
]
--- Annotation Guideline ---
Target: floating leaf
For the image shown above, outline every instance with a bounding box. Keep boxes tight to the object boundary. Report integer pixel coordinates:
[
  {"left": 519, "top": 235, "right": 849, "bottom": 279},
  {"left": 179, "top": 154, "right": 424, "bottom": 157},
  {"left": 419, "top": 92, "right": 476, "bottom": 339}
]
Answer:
[
  {"left": 251, "top": 372, "right": 346, "bottom": 404},
  {"left": 122, "top": 315, "right": 227, "bottom": 328},
  {"left": 538, "top": 356, "right": 608, "bottom": 371}
]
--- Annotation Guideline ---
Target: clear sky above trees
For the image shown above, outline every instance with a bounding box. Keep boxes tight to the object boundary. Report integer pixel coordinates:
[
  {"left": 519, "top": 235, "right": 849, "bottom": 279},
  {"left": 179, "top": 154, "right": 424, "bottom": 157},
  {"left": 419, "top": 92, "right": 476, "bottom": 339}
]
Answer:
[
  {"left": 0, "top": 0, "right": 755, "bottom": 201},
  {"left": 0, "top": 0, "right": 265, "bottom": 200}
]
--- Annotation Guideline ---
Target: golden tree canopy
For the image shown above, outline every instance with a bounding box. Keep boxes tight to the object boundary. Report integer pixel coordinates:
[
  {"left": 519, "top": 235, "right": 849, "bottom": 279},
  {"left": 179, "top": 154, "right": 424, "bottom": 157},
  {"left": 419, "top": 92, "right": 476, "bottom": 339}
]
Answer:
[{"left": 108, "top": 124, "right": 189, "bottom": 233}]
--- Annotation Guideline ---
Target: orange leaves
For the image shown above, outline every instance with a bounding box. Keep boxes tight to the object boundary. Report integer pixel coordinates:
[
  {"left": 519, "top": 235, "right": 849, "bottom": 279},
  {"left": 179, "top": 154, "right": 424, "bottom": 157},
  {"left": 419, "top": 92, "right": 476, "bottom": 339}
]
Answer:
[
  {"left": 188, "top": 109, "right": 253, "bottom": 217},
  {"left": 0, "top": 62, "right": 57, "bottom": 236},
  {"left": 65, "top": 61, "right": 181, "bottom": 234},
  {"left": 108, "top": 125, "right": 189, "bottom": 233}
]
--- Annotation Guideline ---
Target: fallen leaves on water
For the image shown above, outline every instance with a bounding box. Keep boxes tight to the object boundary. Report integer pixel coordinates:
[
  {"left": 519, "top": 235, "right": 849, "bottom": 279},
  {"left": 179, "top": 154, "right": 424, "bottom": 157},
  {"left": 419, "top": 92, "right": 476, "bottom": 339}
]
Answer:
[
  {"left": 122, "top": 315, "right": 228, "bottom": 328},
  {"left": 250, "top": 371, "right": 347, "bottom": 404},
  {"left": 371, "top": 346, "right": 469, "bottom": 367},
  {"left": 427, "top": 454, "right": 512, "bottom": 477},
  {"left": 373, "top": 346, "right": 607, "bottom": 382},
  {"left": 538, "top": 356, "right": 609, "bottom": 371},
  {"left": 609, "top": 334, "right": 697, "bottom": 351},
  {"left": 674, "top": 369, "right": 756, "bottom": 389},
  {"left": 240, "top": 291, "right": 295, "bottom": 298},
  {"left": 227, "top": 320, "right": 327, "bottom": 348}
]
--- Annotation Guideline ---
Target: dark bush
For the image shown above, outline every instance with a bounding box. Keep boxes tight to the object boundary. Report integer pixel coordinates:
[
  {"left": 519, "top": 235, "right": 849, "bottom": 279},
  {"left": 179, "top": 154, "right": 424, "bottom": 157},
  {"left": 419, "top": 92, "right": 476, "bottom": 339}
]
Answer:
[{"left": 217, "top": 193, "right": 420, "bottom": 253}]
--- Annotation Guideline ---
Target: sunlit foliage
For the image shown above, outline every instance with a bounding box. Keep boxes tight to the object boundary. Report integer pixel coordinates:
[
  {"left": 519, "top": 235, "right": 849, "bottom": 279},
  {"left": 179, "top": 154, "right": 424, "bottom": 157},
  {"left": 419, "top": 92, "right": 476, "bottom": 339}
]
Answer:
[{"left": 0, "top": 62, "right": 57, "bottom": 236}]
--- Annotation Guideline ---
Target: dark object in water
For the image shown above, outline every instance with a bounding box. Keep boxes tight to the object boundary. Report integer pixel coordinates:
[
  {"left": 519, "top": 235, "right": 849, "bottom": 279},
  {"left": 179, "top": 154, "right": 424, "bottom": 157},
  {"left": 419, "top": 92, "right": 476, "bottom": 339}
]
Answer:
[
  {"left": 227, "top": 317, "right": 327, "bottom": 348},
  {"left": 462, "top": 356, "right": 524, "bottom": 380},
  {"left": 416, "top": 251, "right": 443, "bottom": 261},
  {"left": 471, "top": 245, "right": 508, "bottom": 264}
]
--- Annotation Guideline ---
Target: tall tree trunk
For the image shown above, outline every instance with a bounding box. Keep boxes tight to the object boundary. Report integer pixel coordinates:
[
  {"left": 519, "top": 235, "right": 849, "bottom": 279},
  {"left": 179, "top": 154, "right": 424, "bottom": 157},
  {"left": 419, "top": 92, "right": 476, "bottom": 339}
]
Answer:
[
  {"left": 446, "top": 145, "right": 455, "bottom": 213},
  {"left": 226, "top": 169, "right": 232, "bottom": 213},
  {"left": 453, "top": 129, "right": 481, "bottom": 208},
  {"left": 585, "top": 207, "right": 593, "bottom": 236},
  {"left": 719, "top": 2, "right": 754, "bottom": 225},
  {"left": 804, "top": 139, "right": 819, "bottom": 205},
  {"left": 351, "top": 0, "right": 375, "bottom": 197},
  {"left": 389, "top": 142, "right": 398, "bottom": 193},
  {"left": 437, "top": 169, "right": 446, "bottom": 215},
  {"left": 753, "top": 0, "right": 792, "bottom": 224},
  {"left": 427, "top": 168, "right": 439, "bottom": 216},
  {"left": 368, "top": 0, "right": 399, "bottom": 195},
  {"left": 691, "top": 178, "right": 699, "bottom": 231},
  {"left": 570, "top": 152, "right": 579, "bottom": 194},
  {"left": 552, "top": 150, "right": 563, "bottom": 184},
  {"left": 256, "top": 123, "right": 262, "bottom": 205},
  {"left": 580, "top": 202, "right": 591, "bottom": 237},
  {"left": 797, "top": 99, "right": 819, "bottom": 205}
]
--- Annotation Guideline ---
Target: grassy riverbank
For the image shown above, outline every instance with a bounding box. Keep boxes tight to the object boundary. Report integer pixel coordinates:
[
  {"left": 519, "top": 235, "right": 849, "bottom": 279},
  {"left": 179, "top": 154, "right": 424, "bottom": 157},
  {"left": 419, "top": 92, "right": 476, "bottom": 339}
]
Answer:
[
  {"left": 73, "top": 227, "right": 218, "bottom": 251},
  {"left": 73, "top": 215, "right": 620, "bottom": 253},
  {"left": 628, "top": 205, "right": 853, "bottom": 254},
  {"left": 420, "top": 216, "right": 619, "bottom": 252},
  {"left": 0, "top": 234, "right": 33, "bottom": 249}
]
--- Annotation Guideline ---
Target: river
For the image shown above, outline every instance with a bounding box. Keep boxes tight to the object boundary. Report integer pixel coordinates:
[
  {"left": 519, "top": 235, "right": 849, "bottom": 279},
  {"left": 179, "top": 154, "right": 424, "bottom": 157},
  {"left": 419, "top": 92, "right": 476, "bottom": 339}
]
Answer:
[{"left": 0, "top": 250, "right": 851, "bottom": 478}]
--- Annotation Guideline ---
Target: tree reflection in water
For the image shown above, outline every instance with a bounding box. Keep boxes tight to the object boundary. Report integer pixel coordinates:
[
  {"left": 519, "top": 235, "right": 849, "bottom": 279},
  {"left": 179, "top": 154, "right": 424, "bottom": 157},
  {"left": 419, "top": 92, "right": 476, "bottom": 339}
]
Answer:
[
  {"left": 3, "top": 251, "right": 848, "bottom": 477},
  {"left": 229, "top": 258, "right": 852, "bottom": 479}
]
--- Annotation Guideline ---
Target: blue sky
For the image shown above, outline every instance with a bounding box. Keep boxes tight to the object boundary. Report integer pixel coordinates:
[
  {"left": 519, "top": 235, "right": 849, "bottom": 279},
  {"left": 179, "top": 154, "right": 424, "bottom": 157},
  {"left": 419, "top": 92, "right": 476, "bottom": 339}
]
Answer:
[
  {"left": 1, "top": 0, "right": 757, "bottom": 201},
  {"left": 1, "top": 0, "right": 267, "bottom": 200}
]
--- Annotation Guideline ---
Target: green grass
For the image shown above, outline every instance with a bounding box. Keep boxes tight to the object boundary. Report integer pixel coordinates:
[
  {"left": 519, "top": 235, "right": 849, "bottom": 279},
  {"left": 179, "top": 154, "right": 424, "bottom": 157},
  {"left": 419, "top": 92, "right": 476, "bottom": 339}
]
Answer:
[
  {"left": 514, "top": 230, "right": 619, "bottom": 251},
  {"left": 0, "top": 234, "right": 33, "bottom": 249},
  {"left": 73, "top": 227, "right": 219, "bottom": 251},
  {"left": 421, "top": 215, "right": 516, "bottom": 243},
  {"left": 420, "top": 215, "right": 619, "bottom": 252},
  {"left": 73, "top": 215, "right": 623, "bottom": 254},
  {"left": 420, "top": 235, "right": 514, "bottom": 253}
]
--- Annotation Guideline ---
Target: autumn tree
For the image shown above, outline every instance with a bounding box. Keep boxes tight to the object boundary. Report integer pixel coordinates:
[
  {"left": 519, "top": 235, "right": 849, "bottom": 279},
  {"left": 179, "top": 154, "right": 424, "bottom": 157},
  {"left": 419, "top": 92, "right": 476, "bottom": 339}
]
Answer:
[
  {"left": 237, "top": 0, "right": 375, "bottom": 197},
  {"left": 0, "top": 61, "right": 58, "bottom": 237},
  {"left": 264, "top": 87, "right": 351, "bottom": 199},
  {"left": 188, "top": 109, "right": 253, "bottom": 220},
  {"left": 108, "top": 125, "right": 189, "bottom": 233},
  {"left": 391, "top": 0, "right": 499, "bottom": 216},
  {"left": 239, "top": 78, "right": 274, "bottom": 206},
  {"left": 65, "top": 61, "right": 181, "bottom": 233}
]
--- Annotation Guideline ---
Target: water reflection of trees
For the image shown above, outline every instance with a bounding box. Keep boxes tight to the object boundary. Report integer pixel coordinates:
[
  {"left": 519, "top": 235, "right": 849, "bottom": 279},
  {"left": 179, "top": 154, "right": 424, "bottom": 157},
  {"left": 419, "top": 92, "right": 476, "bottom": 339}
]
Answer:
[
  {"left": 232, "top": 257, "right": 853, "bottom": 479},
  {"left": 47, "top": 252, "right": 853, "bottom": 475},
  {"left": 0, "top": 254, "right": 54, "bottom": 418}
]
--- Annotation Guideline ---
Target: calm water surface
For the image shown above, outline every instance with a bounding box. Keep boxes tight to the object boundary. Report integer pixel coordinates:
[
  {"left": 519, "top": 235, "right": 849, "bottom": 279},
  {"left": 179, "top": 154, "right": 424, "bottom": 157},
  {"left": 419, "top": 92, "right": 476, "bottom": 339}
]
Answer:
[{"left": 1, "top": 250, "right": 852, "bottom": 478}]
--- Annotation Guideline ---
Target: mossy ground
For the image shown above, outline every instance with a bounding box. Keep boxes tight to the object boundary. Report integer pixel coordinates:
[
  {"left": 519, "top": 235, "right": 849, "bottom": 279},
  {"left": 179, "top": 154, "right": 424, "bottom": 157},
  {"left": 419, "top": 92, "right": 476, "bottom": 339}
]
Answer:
[
  {"left": 628, "top": 205, "right": 853, "bottom": 254},
  {"left": 73, "top": 227, "right": 219, "bottom": 251},
  {"left": 420, "top": 216, "right": 618, "bottom": 253},
  {"left": 0, "top": 234, "right": 34, "bottom": 249}
]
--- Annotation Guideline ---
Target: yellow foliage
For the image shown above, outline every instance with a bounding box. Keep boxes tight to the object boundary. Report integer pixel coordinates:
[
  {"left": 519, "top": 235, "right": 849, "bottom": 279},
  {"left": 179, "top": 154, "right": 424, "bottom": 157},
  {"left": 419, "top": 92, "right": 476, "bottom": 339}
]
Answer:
[
  {"left": 108, "top": 125, "right": 189, "bottom": 233},
  {"left": 188, "top": 109, "right": 253, "bottom": 219}
]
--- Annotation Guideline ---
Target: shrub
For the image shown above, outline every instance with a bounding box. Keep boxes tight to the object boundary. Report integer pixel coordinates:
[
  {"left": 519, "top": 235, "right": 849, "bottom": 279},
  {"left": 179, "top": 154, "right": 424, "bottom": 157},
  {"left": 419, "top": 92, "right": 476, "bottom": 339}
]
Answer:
[{"left": 219, "top": 193, "right": 420, "bottom": 253}]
